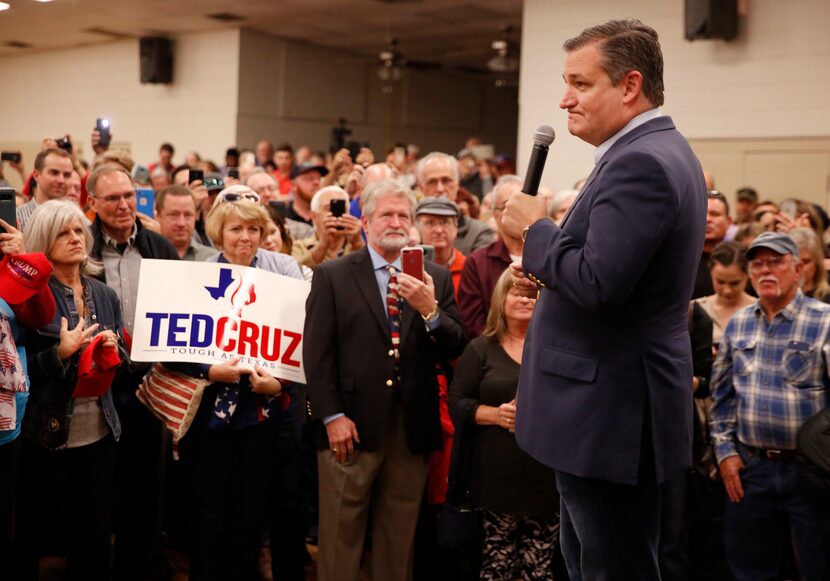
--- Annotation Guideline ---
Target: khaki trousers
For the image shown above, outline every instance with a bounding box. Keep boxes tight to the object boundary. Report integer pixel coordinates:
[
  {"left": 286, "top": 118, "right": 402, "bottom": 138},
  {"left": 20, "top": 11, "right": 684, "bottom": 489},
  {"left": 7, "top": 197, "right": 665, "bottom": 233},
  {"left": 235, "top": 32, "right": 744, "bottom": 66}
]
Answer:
[{"left": 316, "top": 410, "right": 428, "bottom": 581}]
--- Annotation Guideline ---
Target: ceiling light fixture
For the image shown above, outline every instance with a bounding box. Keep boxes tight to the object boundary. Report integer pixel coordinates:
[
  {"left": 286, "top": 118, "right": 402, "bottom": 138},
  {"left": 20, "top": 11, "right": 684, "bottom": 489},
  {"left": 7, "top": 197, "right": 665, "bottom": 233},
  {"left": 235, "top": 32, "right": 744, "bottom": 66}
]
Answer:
[
  {"left": 487, "top": 25, "right": 519, "bottom": 74},
  {"left": 378, "top": 38, "right": 405, "bottom": 83},
  {"left": 0, "top": 3, "right": 10, "bottom": 11}
]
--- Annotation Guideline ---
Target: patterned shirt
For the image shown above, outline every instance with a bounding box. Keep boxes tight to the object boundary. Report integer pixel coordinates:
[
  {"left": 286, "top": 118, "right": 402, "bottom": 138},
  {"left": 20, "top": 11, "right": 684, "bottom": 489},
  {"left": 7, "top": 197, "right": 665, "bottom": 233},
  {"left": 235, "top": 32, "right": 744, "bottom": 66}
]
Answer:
[
  {"left": 15, "top": 198, "right": 39, "bottom": 232},
  {"left": 710, "top": 291, "right": 830, "bottom": 462},
  {"left": 100, "top": 224, "right": 142, "bottom": 336}
]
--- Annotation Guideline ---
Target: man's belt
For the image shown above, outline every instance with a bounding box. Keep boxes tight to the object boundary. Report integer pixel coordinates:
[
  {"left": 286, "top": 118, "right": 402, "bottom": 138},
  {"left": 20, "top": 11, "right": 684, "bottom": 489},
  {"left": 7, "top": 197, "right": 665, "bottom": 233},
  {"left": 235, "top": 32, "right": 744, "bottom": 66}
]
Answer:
[{"left": 743, "top": 444, "right": 797, "bottom": 462}]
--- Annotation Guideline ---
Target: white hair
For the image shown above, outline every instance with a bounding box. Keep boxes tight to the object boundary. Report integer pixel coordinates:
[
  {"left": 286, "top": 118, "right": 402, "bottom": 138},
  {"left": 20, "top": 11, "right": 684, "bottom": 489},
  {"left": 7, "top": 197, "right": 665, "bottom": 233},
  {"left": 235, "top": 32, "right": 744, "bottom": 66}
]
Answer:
[
  {"left": 24, "top": 200, "right": 102, "bottom": 276},
  {"left": 416, "top": 152, "right": 459, "bottom": 185},
  {"left": 310, "top": 186, "right": 349, "bottom": 213},
  {"left": 549, "top": 189, "right": 579, "bottom": 217},
  {"left": 361, "top": 179, "right": 417, "bottom": 220},
  {"left": 244, "top": 167, "right": 276, "bottom": 187}
]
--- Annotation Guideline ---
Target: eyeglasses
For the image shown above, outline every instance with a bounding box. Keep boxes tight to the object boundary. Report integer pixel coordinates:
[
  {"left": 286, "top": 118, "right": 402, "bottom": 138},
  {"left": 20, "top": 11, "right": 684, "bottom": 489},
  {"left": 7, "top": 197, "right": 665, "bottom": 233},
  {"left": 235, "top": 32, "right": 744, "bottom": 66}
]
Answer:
[
  {"left": 424, "top": 177, "right": 456, "bottom": 188},
  {"left": 220, "top": 191, "right": 260, "bottom": 204},
  {"left": 94, "top": 192, "right": 136, "bottom": 205},
  {"left": 748, "top": 255, "right": 790, "bottom": 272}
]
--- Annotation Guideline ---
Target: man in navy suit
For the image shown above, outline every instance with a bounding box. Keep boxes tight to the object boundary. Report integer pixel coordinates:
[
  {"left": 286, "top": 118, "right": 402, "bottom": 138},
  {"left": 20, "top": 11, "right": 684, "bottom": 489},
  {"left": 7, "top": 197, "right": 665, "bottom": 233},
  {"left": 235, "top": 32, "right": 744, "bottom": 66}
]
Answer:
[{"left": 502, "top": 19, "right": 707, "bottom": 580}]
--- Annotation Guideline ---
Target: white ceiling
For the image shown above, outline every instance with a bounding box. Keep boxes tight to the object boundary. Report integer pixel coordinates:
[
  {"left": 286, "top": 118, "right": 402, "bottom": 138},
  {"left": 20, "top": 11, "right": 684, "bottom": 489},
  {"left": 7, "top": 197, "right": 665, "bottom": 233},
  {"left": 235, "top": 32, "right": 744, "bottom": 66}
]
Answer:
[{"left": 0, "top": 0, "right": 523, "bottom": 71}]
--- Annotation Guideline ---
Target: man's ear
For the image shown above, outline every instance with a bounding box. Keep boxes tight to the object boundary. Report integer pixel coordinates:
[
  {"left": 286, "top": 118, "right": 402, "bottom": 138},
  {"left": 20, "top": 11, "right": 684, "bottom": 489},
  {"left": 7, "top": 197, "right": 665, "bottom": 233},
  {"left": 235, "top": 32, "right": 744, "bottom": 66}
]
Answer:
[{"left": 621, "top": 70, "right": 644, "bottom": 105}]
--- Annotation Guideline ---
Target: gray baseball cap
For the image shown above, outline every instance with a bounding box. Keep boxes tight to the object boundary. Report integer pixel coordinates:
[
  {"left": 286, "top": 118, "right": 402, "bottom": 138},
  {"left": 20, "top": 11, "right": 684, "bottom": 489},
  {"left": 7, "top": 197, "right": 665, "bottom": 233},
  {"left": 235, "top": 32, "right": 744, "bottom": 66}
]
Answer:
[
  {"left": 415, "top": 196, "right": 460, "bottom": 218},
  {"left": 746, "top": 231, "right": 799, "bottom": 259}
]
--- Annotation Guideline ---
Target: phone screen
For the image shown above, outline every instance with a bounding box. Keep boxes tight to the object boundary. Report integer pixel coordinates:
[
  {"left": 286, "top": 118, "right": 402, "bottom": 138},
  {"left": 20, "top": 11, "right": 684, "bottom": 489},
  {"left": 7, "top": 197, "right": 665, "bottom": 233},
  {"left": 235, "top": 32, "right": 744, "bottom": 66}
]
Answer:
[
  {"left": 189, "top": 169, "right": 204, "bottom": 185},
  {"left": 401, "top": 246, "right": 424, "bottom": 281},
  {"left": 97, "top": 118, "right": 111, "bottom": 148},
  {"left": 0, "top": 188, "right": 17, "bottom": 234}
]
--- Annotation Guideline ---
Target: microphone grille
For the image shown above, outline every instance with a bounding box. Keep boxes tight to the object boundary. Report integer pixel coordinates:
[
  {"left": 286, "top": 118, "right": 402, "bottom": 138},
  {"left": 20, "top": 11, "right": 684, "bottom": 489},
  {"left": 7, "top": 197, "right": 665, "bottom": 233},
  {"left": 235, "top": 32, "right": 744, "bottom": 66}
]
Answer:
[{"left": 533, "top": 125, "right": 555, "bottom": 146}]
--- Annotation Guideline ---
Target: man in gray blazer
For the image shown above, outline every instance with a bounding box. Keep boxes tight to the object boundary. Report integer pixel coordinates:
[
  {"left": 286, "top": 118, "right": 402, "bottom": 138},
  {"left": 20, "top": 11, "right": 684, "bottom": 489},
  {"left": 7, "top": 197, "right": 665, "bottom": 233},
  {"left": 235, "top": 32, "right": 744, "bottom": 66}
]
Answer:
[{"left": 503, "top": 19, "right": 707, "bottom": 580}]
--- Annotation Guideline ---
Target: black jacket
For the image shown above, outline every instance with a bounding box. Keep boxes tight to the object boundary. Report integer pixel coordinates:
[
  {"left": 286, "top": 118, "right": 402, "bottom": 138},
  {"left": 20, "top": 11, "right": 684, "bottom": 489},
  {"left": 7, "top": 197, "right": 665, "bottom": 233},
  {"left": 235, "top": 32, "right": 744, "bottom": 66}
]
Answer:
[
  {"left": 89, "top": 215, "right": 179, "bottom": 269},
  {"left": 88, "top": 216, "right": 178, "bottom": 404}
]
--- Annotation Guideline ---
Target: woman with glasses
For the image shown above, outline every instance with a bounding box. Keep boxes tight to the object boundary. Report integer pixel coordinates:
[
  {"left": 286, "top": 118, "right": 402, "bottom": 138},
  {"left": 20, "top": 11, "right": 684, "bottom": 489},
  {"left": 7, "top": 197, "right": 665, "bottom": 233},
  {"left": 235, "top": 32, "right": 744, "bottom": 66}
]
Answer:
[
  {"left": 174, "top": 186, "right": 304, "bottom": 580},
  {"left": 15, "top": 200, "right": 125, "bottom": 581}
]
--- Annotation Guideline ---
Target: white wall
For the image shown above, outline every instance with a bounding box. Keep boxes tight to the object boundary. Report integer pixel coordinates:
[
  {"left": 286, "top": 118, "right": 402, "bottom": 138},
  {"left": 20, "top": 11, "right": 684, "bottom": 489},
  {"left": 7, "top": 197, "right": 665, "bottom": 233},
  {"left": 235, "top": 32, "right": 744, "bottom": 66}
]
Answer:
[
  {"left": 0, "top": 29, "right": 240, "bottom": 173},
  {"left": 519, "top": 0, "right": 830, "bottom": 191}
]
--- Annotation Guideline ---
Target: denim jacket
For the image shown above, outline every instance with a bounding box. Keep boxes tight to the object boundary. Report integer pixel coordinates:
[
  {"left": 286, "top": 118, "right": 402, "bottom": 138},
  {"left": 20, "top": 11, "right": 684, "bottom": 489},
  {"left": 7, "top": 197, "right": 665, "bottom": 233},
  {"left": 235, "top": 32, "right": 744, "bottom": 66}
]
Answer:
[{"left": 21, "top": 276, "right": 123, "bottom": 450}]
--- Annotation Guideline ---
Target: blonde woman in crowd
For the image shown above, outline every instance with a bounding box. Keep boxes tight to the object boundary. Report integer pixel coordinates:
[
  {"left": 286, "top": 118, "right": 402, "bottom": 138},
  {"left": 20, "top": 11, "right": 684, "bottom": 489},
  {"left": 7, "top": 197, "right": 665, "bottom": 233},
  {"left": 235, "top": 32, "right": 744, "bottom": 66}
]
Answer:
[
  {"left": 788, "top": 227, "right": 830, "bottom": 302},
  {"left": 450, "top": 269, "right": 559, "bottom": 580}
]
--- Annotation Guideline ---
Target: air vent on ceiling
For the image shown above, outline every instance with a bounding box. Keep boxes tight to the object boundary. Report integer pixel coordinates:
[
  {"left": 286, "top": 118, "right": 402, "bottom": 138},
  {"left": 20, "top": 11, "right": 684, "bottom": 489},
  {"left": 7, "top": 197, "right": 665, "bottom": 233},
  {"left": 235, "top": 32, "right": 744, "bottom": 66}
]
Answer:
[
  {"left": 207, "top": 12, "right": 245, "bottom": 23},
  {"left": 5, "top": 41, "right": 32, "bottom": 49},
  {"left": 83, "top": 27, "right": 131, "bottom": 38}
]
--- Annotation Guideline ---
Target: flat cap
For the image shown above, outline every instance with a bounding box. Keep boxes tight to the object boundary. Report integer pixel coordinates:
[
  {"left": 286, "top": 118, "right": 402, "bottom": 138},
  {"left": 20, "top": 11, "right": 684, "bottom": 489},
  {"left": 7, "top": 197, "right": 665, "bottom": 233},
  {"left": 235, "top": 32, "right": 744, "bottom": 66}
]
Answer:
[{"left": 415, "top": 196, "right": 460, "bottom": 218}]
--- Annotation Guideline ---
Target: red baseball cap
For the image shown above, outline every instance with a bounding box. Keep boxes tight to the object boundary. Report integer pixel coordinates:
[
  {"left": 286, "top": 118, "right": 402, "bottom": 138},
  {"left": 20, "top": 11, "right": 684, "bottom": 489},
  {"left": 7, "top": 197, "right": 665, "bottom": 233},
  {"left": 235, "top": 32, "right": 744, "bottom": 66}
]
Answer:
[
  {"left": 0, "top": 253, "right": 52, "bottom": 305},
  {"left": 74, "top": 334, "right": 121, "bottom": 398}
]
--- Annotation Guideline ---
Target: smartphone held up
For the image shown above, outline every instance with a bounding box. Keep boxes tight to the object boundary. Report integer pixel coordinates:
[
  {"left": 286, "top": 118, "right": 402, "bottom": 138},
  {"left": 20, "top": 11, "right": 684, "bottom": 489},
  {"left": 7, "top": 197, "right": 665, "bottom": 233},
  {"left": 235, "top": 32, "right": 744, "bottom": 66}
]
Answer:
[{"left": 401, "top": 246, "right": 425, "bottom": 281}]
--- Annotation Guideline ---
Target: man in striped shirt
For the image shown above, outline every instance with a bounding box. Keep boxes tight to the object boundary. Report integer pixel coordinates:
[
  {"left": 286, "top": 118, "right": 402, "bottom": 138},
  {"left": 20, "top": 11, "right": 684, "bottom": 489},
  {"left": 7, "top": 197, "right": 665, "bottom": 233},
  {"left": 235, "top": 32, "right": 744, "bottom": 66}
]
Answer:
[
  {"left": 16, "top": 148, "right": 73, "bottom": 231},
  {"left": 711, "top": 231, "right": 829, "bottom": 580}
]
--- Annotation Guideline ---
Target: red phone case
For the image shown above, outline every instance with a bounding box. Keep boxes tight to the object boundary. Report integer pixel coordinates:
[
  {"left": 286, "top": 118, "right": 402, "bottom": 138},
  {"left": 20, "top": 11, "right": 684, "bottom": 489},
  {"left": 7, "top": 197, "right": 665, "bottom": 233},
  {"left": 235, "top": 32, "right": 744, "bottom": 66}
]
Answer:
[{"left": 401, "top": 247, "right": 424, "bottom": 281}]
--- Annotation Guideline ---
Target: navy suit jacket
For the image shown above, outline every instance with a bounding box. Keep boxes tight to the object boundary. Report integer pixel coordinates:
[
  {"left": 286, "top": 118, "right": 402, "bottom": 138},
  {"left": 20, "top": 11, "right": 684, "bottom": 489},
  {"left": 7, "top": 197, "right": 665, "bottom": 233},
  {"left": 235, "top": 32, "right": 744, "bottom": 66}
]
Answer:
[{"left": 515, "top": 116, "right": 707, "bottom": 485}]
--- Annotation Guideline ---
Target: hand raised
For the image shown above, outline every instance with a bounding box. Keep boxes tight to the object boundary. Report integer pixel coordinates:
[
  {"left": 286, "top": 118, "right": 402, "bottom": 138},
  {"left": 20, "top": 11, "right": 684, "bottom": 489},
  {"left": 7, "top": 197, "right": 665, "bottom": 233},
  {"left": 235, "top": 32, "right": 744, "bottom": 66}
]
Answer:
[
  {"left": 397, "top": 271, "right": 437, "bottom": 317},
  {"left": 0, "top": 220, "right": 25, "bottom": 256},
  {"left": 57, "top": 317, "right": 100, "bottom": 361}
]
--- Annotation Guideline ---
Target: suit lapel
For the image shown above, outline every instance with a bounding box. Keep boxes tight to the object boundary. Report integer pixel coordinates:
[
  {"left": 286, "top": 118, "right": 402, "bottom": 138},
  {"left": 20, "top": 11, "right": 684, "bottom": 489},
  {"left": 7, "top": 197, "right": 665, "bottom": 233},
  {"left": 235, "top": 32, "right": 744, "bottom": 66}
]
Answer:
[
  {"left": 561, "top": 159, "right": 605, "bottom": 229},
  {"left": 399, "top": 293, "right": 417, "bottom": 347},
  {"left": 560, "top": 116, "right": 676, "bottom": 230},
  {"left": 351, "top": 249, "right": 389, "bottom": 335}
]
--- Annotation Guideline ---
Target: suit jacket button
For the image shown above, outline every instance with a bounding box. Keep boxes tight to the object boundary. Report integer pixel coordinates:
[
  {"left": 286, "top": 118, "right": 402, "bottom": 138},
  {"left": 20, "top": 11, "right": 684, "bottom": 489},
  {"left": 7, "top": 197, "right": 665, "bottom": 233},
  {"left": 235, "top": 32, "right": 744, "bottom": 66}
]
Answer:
[
  {"left": 386, "top": 379, "right": 393, "bottom": 387},
  {"left": 48, "top": 418, "right": 60, "bottom": 432}
]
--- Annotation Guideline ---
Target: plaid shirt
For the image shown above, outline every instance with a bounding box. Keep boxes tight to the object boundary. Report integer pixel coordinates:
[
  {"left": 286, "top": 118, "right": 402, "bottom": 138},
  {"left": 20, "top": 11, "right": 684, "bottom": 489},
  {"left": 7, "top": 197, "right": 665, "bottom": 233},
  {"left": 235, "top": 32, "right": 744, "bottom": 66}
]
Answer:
[{"left": 710, "top": 291, "right": 830, "bottom": 462}]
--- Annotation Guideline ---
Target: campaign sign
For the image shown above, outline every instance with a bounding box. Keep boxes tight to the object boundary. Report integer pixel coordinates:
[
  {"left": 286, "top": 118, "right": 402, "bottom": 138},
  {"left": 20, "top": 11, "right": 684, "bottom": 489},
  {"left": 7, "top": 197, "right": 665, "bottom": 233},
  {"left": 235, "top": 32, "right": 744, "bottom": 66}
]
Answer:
[{"left": 131, "top": 259, "right": 310, "bottom": 383}]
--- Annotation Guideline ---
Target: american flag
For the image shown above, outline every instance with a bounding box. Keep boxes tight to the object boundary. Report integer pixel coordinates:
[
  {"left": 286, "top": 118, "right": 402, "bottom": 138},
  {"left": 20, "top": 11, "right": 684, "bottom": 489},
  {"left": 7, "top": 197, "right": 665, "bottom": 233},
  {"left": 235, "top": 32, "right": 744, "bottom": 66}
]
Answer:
[{"left": 137, "top": 365, "right": 207, "bottom": 458}]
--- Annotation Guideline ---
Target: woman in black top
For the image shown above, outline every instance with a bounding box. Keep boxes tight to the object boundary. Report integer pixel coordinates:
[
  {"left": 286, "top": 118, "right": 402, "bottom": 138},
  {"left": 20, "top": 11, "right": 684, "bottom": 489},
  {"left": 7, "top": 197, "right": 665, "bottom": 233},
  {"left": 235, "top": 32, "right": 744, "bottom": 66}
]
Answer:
[{"left": 450, "top": 269, "right": 559, "bottom": 580}]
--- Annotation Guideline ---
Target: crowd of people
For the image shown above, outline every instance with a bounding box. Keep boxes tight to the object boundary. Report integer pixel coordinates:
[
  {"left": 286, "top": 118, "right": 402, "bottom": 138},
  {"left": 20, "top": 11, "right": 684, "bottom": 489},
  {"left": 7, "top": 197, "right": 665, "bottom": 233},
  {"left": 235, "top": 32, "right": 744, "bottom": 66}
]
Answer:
[{"left": 0, "top": 38, "right": 829, "bottom": 581}]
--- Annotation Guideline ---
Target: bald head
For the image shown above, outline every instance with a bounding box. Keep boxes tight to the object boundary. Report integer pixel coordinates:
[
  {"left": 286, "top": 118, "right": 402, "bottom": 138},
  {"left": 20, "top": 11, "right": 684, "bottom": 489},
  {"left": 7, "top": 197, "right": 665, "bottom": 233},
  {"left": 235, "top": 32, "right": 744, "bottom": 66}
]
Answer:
[{"left": 362, "top": 163, "right": 400, "bottom": 188}]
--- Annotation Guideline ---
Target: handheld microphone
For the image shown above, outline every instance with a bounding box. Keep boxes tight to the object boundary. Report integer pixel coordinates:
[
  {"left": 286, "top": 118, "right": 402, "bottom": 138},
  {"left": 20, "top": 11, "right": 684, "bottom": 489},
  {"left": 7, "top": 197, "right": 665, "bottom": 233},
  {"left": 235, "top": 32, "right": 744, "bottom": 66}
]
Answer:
[{"left": 521, "top": 125, "right": 555, "bottom": 196}]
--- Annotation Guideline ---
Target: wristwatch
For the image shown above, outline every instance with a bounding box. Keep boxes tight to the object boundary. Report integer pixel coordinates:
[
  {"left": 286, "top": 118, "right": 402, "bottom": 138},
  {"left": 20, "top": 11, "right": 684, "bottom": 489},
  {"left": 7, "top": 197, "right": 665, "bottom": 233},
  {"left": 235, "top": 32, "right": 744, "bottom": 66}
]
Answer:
[{"left": 422, "top": 301, "right": 440, "bottom": 323}]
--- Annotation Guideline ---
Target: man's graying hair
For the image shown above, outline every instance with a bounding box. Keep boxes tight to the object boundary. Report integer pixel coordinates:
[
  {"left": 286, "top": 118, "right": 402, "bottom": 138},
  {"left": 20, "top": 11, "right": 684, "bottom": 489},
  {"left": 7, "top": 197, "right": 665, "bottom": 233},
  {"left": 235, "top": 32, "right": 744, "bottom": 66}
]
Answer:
[
  {"left": 361, "top": 179, "right": 417, "bottom": 220},
  {"left": 564, "top": 19, "right": 665, "bottom": 107}
]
